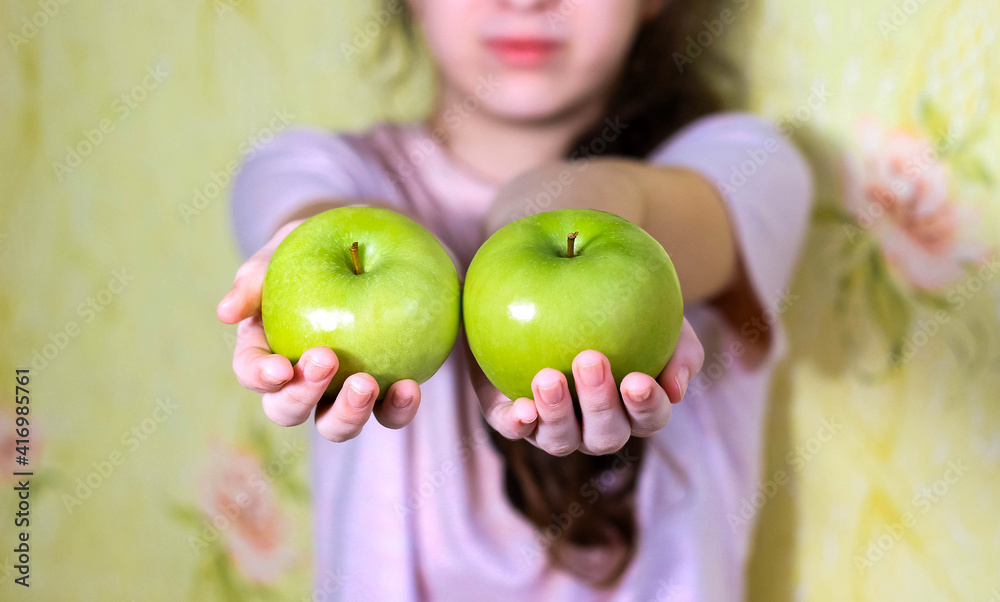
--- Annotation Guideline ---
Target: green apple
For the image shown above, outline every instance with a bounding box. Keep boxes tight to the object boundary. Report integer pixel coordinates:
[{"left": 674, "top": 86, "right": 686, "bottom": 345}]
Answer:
[
  {"left": 463, "top": 208, "right": 683, "bottom": 401},
  {"left": 262, "top": 206, "right": 461, "bottom": 398}
]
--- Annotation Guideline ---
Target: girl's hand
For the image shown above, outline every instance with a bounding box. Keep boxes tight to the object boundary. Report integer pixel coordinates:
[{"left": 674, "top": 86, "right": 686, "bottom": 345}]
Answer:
[
  {"left": 469, "top": 319, "right": 704, "bottom": 456},
  {"left": 217, "top": 220, "right": 422, "bottom": 442}
]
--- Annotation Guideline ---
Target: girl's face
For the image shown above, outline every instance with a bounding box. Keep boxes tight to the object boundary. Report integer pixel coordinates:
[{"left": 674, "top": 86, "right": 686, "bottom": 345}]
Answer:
[{"left": 411, "top": 0, "right": 660, "bottom": 124}]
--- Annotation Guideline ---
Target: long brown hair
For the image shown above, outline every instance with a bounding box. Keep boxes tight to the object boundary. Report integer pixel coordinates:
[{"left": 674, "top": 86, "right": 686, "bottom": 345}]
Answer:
[{"left": 374, "top": 0, "right": 741, "bottom": 587}]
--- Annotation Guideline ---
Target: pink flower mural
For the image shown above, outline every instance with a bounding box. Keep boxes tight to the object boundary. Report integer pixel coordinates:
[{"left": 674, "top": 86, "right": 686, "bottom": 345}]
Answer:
[
  {"left": 196, "top": 442, "right": 296, "bottom": 584},
  {"left": 842, "top": 118, "right": 987, "bottom": 291},
  {"left": 2, "top": 402, "right": 42, "bottom": 480}
]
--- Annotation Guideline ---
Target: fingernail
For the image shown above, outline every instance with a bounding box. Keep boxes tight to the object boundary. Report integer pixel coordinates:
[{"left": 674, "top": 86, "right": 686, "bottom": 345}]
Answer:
[
  {"left": 675, "top": 368, "right": 690, "bottom": 401},
  {"left": 219, "top": 291, "right": 235, "bottom": 308},
  {"left": 536, "top": 373, "right": 563, "bottom": 408},
  {"left": 629, "top": 386, "right": 652, "bottom": 403},
  {"left": 347, "top": 380, "right": 374, "bottom": 408},
  {"left": 539, "top": 384, "right": 563, "bottom": 408},
  {"left": 516, "top": 401, "right": 537, "bottom": 424},
  {"left": 394, "top": 393, "right": 414, "bottom": 409},
  {"left": 579, "top": 361, "right": 604, "bottom": 388},
  {"left": 305, "top": 361, "right": 334, "bottom": 384},
  {"left": 263, "top": 365, "right": 288, "bottom": 385}
]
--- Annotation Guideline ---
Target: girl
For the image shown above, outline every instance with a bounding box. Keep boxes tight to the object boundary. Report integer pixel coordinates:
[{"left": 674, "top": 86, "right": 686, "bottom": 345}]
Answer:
[{"left": 217, "top": 0, "right": 813, "bottom": 600}]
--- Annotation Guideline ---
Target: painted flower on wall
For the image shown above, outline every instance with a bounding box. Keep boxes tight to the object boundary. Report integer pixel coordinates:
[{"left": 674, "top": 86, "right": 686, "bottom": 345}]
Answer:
[
  {"left": 814, "top": 107, "right": 996, "bottom": 364},
  {"left": 196, "top": 442, "right": 296, "bottom": 584},
  {"left": 2, "top": 402, "right": 43, "bottom": 480},
  {"left": 842, "top": 117, "right": 987, "bottom": 291}
]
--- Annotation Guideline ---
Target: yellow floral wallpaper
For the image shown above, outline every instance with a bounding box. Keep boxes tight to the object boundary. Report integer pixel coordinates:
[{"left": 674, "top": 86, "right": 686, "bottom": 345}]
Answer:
[
  {"left": 742, "top": 1, "right": 1000, "bottom": 600},
  {"left": 1, "top": 1, "right": 998, "bottom": 601}
]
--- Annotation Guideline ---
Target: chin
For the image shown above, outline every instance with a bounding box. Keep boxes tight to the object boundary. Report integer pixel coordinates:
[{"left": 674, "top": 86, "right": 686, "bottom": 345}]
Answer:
[{"left": 482, "top": 84, "right": 591, "bottom": 125}]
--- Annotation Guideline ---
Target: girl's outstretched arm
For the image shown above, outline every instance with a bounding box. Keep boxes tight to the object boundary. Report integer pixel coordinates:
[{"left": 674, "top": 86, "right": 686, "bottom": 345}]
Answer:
[
  {"left": 485, "top": 161, "right": 737, "bottom": 303},
  {"left": 477, "top": 115, "right": 813, "bottom": 454},
  {"left": 485, "top": 116, "right": 813, "bottom": 362},
  {"left": 475, "top": 163, "right": 724, "bottom": 455}
]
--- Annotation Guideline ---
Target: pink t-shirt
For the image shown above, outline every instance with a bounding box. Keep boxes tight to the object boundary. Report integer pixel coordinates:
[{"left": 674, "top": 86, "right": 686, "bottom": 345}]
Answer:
[{"left": 231, "top": 113, "right": 813, "bottom": 602}]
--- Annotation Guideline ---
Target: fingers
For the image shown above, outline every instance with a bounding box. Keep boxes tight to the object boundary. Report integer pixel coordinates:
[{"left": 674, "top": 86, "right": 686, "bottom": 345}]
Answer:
[
  {"left": 217, "top": 251, "right": 271, "bottom": 324},
  {"left": 658, "top": 319, "right": 705, "bottom": 404},
  {"left": 218, "top": 220, "right": 309, "bottom": 324},
  {"left": 232, "top": 315, "right": 294, "bottom": 393},
  {"left": 374, "top": 380, "right": 421, "bottom": 429},
  {"left": 529, "top": 369, "right": 581, "bottom": 456},
  {"left": 572, "top": 350, "right": 631, "bottom": 456},
  {"left": 314, "top": 373, "right": 379, "bottom": 443},
  {"left": 483, "top": 392, "right": 538, "bottom": 441},
  {"left": 464, "top": 336, "right": 537, "bottom": 440},
  {"left": 620, "top": 372, "right": 672, "bottom": 437},
  {"left": 261, "top": 347, "right": 339, "bottom": 426}
]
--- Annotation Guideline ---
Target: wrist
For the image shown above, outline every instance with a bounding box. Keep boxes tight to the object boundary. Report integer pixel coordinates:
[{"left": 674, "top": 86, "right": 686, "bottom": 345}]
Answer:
[
  {"left": 268, "top": 218, "right": 308, "bottom": 248},
  {"left": 484, "top": 162, "right": 567, "bottom": 236},
  {"left": 485, "top": 159, "right": 645, "bottom": 236}
]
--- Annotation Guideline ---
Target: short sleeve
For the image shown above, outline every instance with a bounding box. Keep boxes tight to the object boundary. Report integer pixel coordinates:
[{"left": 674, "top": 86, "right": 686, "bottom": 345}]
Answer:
[
  {"left": 230, "top": 129, "right": 397, "bottom": 257},
  {"left": 647, "top": 113, "right": 814, "bottom": 315}
]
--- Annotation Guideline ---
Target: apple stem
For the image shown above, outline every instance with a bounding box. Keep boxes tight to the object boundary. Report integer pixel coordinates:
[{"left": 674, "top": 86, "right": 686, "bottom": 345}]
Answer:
[
  {"left": 349, "top": 242, "right": 363, "bottom": 275},
  {"left": 567, "top": 232, "right": 579, "bottom": 258}
]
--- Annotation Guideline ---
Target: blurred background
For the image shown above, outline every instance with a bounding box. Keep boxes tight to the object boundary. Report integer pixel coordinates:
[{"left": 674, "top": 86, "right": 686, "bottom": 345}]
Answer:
[{"left": 1, "top": 1, "right": 999, "bottom": 600}]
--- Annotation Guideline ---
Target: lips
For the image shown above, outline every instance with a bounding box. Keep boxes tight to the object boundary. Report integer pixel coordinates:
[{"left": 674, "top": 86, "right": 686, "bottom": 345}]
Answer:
[{"left": 484, "top": 37, "right": 562, "bottom": 68}]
